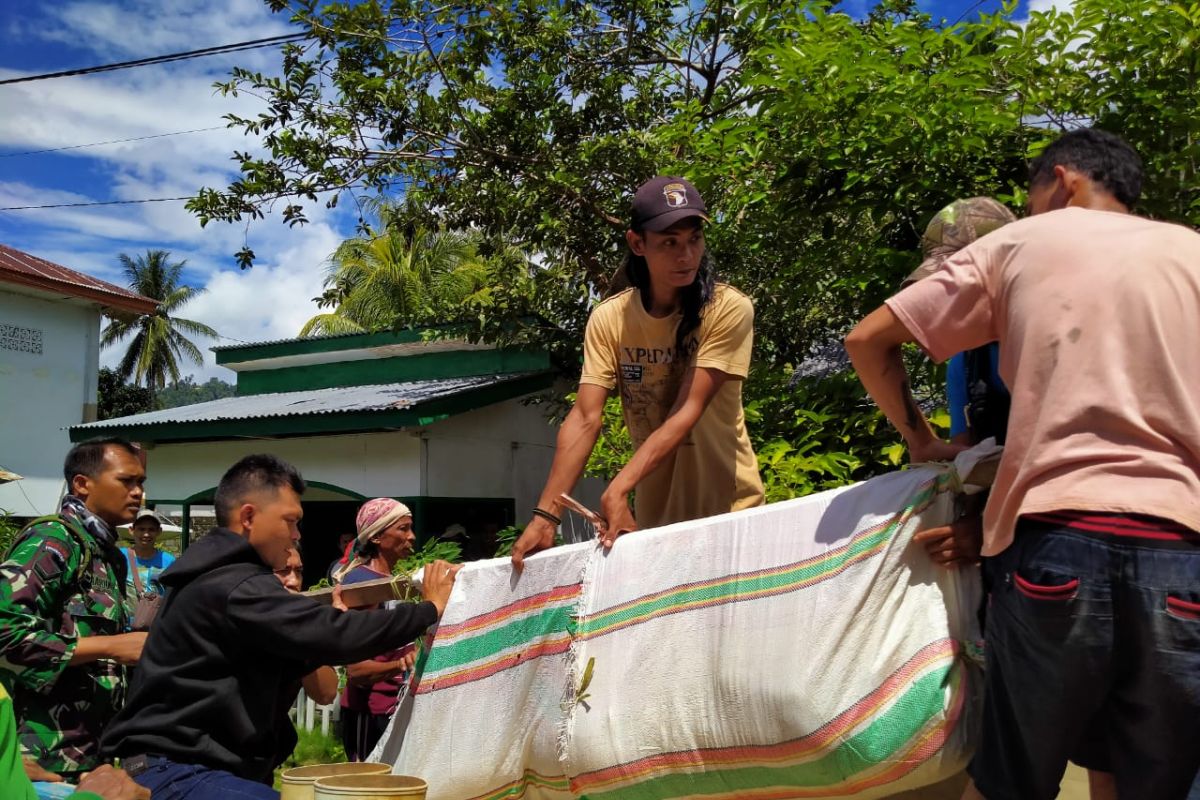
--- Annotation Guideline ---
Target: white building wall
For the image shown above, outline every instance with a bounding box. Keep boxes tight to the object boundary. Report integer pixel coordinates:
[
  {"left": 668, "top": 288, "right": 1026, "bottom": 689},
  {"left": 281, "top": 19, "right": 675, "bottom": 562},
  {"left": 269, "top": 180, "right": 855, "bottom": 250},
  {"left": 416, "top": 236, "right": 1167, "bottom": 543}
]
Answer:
[
  {"left": 145, "top": 432, "right": 422, "bottom": 502},
  {"left": 0, "top": 290, "right": 100, "bottom": 517},
  {"left": 422, "top": 391, "right": 607, "bottom": 536},
  {"left": 136, "top": 389, "right": 605, "bottom": 543}
]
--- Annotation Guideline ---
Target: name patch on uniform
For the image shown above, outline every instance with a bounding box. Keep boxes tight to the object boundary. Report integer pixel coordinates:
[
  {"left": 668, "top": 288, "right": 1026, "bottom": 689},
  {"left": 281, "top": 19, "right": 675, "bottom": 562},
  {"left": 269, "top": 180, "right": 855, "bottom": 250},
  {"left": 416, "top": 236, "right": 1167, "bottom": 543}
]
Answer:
[
  {"left": 33, "top": 539, "right": 72, "bottom": 581},
  {"left": 621, "top": 363, "right": 644, "bottom": 383}
]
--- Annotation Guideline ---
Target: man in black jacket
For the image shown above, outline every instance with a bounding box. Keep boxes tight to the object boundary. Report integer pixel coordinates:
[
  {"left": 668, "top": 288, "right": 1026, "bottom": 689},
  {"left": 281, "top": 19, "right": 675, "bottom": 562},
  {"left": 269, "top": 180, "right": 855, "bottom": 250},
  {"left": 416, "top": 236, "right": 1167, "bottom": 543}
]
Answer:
[{"left": 101, "top": 454, "right": 457, "bottom": 799}]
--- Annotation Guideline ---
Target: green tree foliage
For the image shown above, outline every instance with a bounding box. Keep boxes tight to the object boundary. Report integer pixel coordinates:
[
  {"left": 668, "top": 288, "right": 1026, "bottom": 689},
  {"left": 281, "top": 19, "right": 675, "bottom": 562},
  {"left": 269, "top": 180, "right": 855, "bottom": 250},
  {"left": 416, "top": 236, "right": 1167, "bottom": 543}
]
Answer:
[
  {"left": 1015, "top": 0, "right": 1200, "bottom": 223},
  {"left": 300, "top": 204, "right": 533, "bottom": 337},
  {"left": 156, "top": 376, "right": 237, "bottom": 409},
  {"left": 0, "top": 510, "right": 21, "bottom": 557},
  {"left": 101, "top": 251, "right": 220, "bottom": 394},
  {"left": 191, "top": 0, "right": 1200, "bottom": 498},
  {"left": 97, "top": 368, "right": 154, "bottom": 420},
  {"left": 394, "top": 538, "right": 463, "bottom": 575}
]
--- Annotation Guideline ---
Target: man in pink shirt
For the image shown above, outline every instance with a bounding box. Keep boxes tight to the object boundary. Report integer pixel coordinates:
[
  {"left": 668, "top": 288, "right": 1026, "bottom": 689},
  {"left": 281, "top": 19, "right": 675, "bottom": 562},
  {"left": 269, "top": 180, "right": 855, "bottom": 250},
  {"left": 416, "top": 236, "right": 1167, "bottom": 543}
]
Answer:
[{"left": 846, "top": 128, "right": 1200, "bottom": 799}]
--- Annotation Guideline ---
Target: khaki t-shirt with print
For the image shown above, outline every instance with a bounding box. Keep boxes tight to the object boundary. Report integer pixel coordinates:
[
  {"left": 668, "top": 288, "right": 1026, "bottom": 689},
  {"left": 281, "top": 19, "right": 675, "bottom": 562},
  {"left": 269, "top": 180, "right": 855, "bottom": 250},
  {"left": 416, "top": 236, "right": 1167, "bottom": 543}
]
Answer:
[{"left": 579, "top": 283, "right": 764, "bottom": 529}]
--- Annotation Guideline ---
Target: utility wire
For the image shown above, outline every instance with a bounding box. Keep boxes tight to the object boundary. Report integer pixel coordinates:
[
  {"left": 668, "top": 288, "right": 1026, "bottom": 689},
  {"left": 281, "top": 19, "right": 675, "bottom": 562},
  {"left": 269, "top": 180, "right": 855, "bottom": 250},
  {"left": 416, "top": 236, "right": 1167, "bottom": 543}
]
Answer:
[
  {"left": 0, "top": 126, "right": 228, "bottom": 158},
  {"left": 0, "top": 196, "right": 194, "bottom": 211},
  {"left": 0, "top": 33, "right": 307, "bottom": 86}
]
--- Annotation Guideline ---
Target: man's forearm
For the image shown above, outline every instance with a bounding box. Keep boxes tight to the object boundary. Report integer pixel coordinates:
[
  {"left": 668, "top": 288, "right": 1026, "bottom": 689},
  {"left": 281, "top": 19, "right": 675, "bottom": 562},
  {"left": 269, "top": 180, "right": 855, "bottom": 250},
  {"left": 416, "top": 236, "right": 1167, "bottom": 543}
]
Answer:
[
  {"left": 346, "top": 658, "right": 404, "bottom": 685},
  {"left": 536, "top": 409, "right": 603, "bottom": 514},
  {"left": 607, "top": 416, "right": 691, "bottom": 499},
  {"left": 302, "top": 666, "right": 339, "bottom": 705},
  {"left": 846, "top": 340, "right": 936, "bottom": 451},
  {"left": 66, "top": 636, "right": 106, "bottom": 666}
]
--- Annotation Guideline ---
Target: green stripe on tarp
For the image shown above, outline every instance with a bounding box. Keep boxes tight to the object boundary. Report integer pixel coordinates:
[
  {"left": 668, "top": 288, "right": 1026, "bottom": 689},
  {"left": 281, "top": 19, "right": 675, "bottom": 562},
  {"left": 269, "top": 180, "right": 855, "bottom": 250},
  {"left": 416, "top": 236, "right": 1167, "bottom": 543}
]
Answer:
[
  {"left": 477, "top": 771, "right": 572, "bottom": 800},
  {"left": 578, "top": 483, "right": 934, "bottom": 639},
  {"left": 423, "top": 605, "right": 577, "bottom": 674},
  {"left": 580, "top": 665, "right": 953, "bottom": 800}
]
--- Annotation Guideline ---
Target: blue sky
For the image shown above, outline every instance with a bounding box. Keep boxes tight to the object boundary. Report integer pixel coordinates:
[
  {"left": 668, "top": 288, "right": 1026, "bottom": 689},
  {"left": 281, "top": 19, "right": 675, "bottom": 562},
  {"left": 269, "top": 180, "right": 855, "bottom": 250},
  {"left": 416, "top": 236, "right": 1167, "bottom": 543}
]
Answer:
[{"left": 0, "top": 0, "right": 1054, "bottom": 379}]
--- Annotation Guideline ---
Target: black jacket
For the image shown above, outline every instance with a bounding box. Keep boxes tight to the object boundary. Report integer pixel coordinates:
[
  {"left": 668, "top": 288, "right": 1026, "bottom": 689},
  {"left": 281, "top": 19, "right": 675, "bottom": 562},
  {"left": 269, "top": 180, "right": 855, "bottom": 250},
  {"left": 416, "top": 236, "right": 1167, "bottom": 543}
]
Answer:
[{"left": 101, "top": 528, "right": 437, "bottom": 782}]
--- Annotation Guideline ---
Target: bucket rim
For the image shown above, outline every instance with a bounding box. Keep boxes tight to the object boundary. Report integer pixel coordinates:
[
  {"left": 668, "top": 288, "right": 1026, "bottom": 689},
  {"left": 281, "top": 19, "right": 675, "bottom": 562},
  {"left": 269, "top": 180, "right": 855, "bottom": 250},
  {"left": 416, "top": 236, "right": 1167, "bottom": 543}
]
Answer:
[{"left": 280, "top": 762, "right": 393, "bottom": 782}]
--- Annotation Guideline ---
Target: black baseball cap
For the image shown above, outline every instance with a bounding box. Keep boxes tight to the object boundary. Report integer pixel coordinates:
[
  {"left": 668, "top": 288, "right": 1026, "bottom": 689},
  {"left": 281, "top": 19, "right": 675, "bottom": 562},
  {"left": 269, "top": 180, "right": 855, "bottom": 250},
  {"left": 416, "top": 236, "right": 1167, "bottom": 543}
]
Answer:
[{"left": 631, "top": 176, "right": 710, "bottom": 232}]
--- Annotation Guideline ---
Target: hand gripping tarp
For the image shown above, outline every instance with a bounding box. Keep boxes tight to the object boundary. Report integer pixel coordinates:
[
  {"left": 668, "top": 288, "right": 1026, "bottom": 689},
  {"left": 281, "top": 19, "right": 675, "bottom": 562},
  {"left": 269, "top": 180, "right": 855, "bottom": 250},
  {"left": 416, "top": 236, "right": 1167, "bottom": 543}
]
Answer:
[{"left": 372, "top": 451, "right": 993, "bottom": 799}]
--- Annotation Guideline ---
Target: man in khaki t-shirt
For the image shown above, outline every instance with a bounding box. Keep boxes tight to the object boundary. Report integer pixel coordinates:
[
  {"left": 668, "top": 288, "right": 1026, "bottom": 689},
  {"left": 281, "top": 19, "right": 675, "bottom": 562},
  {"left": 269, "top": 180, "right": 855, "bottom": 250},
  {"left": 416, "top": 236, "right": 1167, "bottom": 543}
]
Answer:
[
  {"left": 580, "top": 282, "right": 763, "bottom": 528},
  {"left": 846, "top": 128, "right": 1200, "bottom": 800},
  {"left": 511, "top": 176, "right": 763, "bottom": 567}
]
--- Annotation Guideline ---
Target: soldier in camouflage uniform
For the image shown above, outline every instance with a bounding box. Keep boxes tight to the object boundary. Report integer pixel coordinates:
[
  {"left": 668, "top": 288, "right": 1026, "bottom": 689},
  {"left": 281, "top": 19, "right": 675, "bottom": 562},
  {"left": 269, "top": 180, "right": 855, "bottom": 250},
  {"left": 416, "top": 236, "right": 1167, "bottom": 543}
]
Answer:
[{"left": 0, "top": 438, "right": 148, "bottom": 778}]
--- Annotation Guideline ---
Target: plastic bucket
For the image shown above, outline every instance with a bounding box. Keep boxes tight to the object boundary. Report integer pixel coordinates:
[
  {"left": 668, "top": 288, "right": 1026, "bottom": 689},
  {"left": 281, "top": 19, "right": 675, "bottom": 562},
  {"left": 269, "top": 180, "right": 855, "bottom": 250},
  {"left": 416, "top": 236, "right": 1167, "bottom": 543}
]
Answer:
[
  {"left": 314, "top": 774, "right": 428, "bottom": 799},
  {"left": 280, "top": 763, "right": 394, "bottom": 800}
]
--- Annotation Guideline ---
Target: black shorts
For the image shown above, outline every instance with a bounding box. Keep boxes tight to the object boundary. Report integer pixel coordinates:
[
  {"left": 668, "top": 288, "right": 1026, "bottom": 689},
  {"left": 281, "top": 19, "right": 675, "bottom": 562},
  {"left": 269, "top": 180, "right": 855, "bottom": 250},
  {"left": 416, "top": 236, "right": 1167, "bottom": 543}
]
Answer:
[{"left": 968, "top": 519, "right": 1200, "bottom": 800}]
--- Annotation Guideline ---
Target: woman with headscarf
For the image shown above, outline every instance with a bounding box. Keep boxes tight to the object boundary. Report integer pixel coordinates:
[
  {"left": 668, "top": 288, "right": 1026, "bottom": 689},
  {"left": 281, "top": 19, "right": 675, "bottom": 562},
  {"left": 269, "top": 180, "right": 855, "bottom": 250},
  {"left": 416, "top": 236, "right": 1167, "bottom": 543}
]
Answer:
[{"left": 334, "top": 498, "right": 420, "bottom": 761}]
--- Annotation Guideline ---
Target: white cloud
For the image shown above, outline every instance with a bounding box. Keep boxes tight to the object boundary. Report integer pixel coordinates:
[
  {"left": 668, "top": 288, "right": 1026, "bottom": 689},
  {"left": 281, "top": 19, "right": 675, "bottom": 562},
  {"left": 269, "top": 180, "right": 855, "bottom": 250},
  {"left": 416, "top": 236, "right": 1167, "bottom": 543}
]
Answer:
[
  {"left": 98, "top": 221, "right": 340, "bottom": 381},
  {"left": 1, "top": 0, "right": 362, "bottom": 384},
  {"left": 32, "top": 0, "right": 295, "bottom": 60},
  {"left": 1024, "top": 0, "right": 1078, "bottom": 14},
  {"left": 1017, "top": 0, "right": 1080, "bottom": 25},
  {"left": 169, "top": 222, "right": 340, "bottom": 379},
  {"left": 0, "top": 182, "right": 162, "bottom": 242}
]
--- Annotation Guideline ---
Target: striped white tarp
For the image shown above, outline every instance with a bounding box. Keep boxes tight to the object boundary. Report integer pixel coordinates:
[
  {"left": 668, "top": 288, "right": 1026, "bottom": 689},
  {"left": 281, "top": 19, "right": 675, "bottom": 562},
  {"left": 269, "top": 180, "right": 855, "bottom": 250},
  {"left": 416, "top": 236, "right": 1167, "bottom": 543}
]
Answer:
[{"left": 373, "top": 456, "right": 989, "bottom": 800}]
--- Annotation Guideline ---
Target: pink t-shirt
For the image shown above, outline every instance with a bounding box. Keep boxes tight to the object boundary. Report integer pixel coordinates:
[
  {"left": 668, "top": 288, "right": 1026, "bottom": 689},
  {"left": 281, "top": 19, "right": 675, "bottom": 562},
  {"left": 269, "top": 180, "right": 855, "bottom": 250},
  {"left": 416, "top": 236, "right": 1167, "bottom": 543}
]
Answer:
[{"left": 887, "top": 206, "right": 1200, "bottom": 555}]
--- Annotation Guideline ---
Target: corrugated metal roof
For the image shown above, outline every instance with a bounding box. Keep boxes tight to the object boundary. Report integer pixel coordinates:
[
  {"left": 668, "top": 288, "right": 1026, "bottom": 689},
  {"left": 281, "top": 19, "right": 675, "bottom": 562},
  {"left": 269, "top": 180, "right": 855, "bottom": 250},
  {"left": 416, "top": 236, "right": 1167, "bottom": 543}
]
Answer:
[
  {"left": 74, "top": 373, "right": 540, "bottom": 430},
  {"left": 211, "top": 329, "right": 374, "bottom": 352},
  {"left": 0, "top": 244, "right": 158, "bottom": 314}
]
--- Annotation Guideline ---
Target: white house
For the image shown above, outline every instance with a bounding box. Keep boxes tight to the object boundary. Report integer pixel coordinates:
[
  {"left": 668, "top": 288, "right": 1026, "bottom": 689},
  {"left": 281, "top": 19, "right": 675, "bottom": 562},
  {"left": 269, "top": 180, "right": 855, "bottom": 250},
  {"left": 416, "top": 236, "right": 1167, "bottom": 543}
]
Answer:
[
  {"left": 71, "top": 329, "right": 605, "bottom": 580},
  {"left": 0, "top": 244, "right": 157, "bottom": 518}
]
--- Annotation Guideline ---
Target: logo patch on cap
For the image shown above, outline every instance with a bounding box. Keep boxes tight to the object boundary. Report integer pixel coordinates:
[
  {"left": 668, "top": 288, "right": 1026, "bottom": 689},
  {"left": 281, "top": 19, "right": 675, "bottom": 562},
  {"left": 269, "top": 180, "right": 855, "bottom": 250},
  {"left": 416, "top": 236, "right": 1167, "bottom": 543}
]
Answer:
[{"left": 663, "top": 183, "right": 689, "bottom": 208}]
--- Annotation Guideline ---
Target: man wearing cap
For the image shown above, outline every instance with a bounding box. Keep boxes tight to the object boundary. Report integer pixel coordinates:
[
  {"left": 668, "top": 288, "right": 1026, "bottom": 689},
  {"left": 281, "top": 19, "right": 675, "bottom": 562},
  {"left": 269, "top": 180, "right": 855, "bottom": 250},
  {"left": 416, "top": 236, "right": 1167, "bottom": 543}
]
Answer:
[
  {"left": 333, "top": 498, "right": 422, "bottom": 761},
  {"left": 899, "top": 197, "right": 1017, "bottom": 569},
  {"left": 511, "top": 176, "right": 764, "bottom": 567},
  {"left": 903, "top": 197, "right": 1017, "bottom": 448},
  {"left": 121, "top": 509, "right": 175, "bottom": 600}
]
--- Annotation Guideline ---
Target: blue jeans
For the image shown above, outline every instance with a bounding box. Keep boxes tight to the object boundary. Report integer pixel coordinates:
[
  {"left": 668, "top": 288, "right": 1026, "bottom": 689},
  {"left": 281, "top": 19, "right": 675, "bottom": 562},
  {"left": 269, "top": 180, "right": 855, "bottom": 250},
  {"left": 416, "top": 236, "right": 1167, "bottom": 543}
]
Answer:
[
  {"left": 968, "top": 519, "right": 1200, "bottom": 800},
  {"left": 131, "top": 757, "right": 278, "bottom": 800}
]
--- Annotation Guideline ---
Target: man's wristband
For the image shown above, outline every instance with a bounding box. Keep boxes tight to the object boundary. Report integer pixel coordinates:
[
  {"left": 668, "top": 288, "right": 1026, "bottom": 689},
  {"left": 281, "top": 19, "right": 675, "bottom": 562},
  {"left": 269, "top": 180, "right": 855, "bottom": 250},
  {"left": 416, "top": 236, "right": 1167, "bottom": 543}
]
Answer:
[{"left": 532, "top": 507, "right": 561, "bottom": 526}]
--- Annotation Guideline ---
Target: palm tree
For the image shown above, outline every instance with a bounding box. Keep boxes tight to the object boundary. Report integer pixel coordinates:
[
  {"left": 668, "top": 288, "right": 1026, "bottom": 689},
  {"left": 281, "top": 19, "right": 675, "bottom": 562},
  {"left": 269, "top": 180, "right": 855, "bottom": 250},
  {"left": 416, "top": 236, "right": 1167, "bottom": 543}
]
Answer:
[
  {"left": 101, "top": 250, "right": 219, "bottom": 393},
  {"left": 301, "top": 216, "right": 524, "bottom": 337}
]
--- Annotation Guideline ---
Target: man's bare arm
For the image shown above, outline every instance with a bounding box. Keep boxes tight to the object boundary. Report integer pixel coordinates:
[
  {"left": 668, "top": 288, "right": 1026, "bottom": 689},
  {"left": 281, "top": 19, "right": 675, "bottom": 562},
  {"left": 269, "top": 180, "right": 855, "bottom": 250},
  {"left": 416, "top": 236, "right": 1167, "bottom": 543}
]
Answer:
[
  {"left": 68, "top": 633, "right": 146, "bottom": 666},
  {"left": 845, "top": 305, "right": 965, "bottom": 463},
  {"left": 597, "top": 366, "right": 731, "bottom": 544},
  {"left": 511, "top": 383, "right": 610, "bottom": 568}
]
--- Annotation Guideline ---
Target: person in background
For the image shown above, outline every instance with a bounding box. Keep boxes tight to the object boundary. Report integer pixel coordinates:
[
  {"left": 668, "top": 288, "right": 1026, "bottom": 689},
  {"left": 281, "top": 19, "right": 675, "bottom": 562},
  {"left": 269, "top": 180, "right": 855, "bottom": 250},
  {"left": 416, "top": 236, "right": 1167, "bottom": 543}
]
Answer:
[
  {"left": 333, "top": 498, "right": 421, "bottom": 761},
  {"left": 901, "top": 197, "right": 1016, "bottom": 568},
  {"left": 120, "top": 509, "right": 175, "bottom": 598},
  {"left": 325, "top": 531, "right": 355, "bottom": 583},
  {"left": 511, "top": 176, "right": 764, "bottom": 567},
  {"left": 846, "top": 128, "right": 1200, "bottom": 799},
  {"left": 899, "top": 196, "right": 1016, "bottom": 449},
  {"left": 101, "top": 455, "right": 458, "bottom": 799},
  {"left": 274, "top": 549, "right": 338, "bottom": 706},
  {"left": 0, "top": 438, "right": 147, "bottom": 779}
]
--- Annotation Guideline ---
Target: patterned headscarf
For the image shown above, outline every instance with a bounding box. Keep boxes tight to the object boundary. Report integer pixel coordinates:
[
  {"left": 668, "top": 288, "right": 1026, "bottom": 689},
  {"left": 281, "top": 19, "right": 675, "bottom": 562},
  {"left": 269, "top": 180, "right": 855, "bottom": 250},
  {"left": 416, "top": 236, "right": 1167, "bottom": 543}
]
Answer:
[
  {"left": 333, "top": 498, "right": 412, "bottom": 583},
  {"left": 355, "top": 498, "right": 412, "bottom": 549}
]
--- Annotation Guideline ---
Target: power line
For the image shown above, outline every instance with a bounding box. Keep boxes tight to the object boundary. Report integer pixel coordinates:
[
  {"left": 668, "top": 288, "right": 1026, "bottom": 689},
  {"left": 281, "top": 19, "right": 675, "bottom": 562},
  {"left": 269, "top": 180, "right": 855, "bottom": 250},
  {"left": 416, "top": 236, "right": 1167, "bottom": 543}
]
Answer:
[
  {"left": 0, "top": 33, "right": 307, "bottom": 86},
  {"left": 0, "top": 126, "right": 228, "bottom": 158},
  {"left": 0, "top": 196, "right": 193, "bottom": 211}
]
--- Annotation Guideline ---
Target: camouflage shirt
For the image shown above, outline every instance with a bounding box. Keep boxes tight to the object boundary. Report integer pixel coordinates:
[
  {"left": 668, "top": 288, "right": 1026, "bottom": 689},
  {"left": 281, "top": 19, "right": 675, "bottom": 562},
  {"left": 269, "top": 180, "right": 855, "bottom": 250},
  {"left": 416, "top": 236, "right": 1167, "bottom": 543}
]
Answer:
[{"left": 0, "top": 511, "right": 129, "bottom": 776}]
